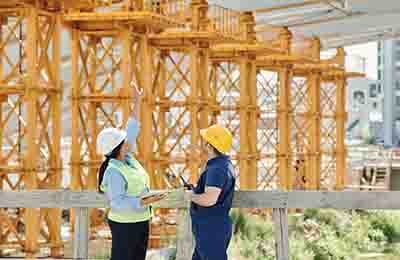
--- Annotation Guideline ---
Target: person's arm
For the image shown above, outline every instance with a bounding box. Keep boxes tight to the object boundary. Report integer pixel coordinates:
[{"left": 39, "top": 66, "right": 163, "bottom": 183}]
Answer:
[
  {"left": 131, "top": 85, "right": 143, "bottom": 121},
  {"left": 191, "top": 187, "right": 222, "bottom": 207},
  {"left": 125, "top": 86, "right": 143, "bottom": 150},
  {"left": 191, "top": 167, "right": 226, "bottom": 207}
]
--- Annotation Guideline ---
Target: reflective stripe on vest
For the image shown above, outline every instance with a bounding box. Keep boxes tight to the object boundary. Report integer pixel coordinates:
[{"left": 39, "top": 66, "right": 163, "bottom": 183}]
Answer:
[{"left": 102, "top": 157, "right": 151, "bottom": 223}]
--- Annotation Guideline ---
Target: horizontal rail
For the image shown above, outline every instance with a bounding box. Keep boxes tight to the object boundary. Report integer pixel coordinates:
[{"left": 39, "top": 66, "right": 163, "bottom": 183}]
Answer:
[
  {"left": 2, "top": 190, "right": 399, "bottom": 260},
  {"left": 1, "top": 190, "right": 400, "bottom": 209}
]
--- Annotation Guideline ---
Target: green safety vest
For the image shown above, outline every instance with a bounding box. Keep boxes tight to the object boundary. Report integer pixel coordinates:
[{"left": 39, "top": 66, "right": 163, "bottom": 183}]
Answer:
[{"left": 101, "top": 156, "right": 151, "bottom": 223}]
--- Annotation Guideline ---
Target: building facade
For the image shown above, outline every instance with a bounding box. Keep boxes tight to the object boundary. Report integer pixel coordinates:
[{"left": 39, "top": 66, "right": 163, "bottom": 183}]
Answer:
[
  {"left": 346, "top": 77, "right": 382, "bottom": 142},
  {"left": 379, "top": 39, "right": 400, "bottom": 146}
]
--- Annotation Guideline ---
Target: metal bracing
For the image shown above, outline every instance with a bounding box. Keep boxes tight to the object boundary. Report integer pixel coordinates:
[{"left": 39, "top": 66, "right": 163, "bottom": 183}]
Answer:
[
  {"left": 0, "top": 6, "right": 62, "bottom": 257},
  {"left": 257, "top": 69, "right": 279, "bottom": 190},
  {"left": 210, "top": 61, "right": 241, "bottom": 180},
  {"left": 0, "top": 0, "right": 364, "bottom": 257}
]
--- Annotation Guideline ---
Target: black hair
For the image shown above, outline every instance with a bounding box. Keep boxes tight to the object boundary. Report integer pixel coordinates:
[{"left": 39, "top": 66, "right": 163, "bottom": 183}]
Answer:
[{"left": 98, "top": 140, "right": 125, "bottom": 193}]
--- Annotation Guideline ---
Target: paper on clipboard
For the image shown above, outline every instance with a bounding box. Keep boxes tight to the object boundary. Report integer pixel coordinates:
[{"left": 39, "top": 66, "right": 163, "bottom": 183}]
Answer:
[{"left": 138, "top": 190, "right": 172, "bottom": 200}]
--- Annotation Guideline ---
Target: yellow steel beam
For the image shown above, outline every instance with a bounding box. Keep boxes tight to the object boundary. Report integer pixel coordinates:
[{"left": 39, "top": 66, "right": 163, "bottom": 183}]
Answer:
[
  {"left": 334, "top": 47, "right": 346, "bottom": 190},
  {"left": 306, "top": 72, "right": 322, "bottom": 190},
  {"left": 47, "top": 13, "right": 63, "bottom": 258},
  {"left": 278, "top": 67, "right": 292, "bottom": 190},
  {"left": 69, "top": 27, "right": 81, "bottom": 235},
  {"left": 189, "top": 47, "right": 200, "bottom": 183},
  {"left": 0, "top": 17, "right": 3, "bottom": 254},
  {"left": 306, "top": 38, "right": 321, "bottom": 190},
  {"left": 24, "top": 7, "right": 40, "bottom": 256},
  {"left": 87, "top": 37, "right": 100, "bottom": 226},
  {"left": 140, "top": 34, "right": 155, "bottom": 186},
  {"left": 157, "top": 51, "right": 168, "bottom": 190},
  {"left": 239, "top": 58, "right": 250, "bottom": 189},
  {"left": 199, "top": 48, "right": 210, "bottom": 139},
  {"left": 335, "top": 77, "right": 346, "bottom": 190},
  {"left": 248, "top": 60, "right": 258, "bottom": 190},
  {"left": 121, "top": 30, "right": 132, "bottom": 128}
]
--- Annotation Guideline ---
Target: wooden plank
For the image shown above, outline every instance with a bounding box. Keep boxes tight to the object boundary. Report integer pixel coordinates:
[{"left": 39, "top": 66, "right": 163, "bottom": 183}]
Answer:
[
  {"left": 73, "top": 207, "right": 89, "bottom": 260},
  {"left": 231, "top": 191, "right": 400, "bottom": 209},
  {"left": 175, "top": 209, "right": 194, "bottom": 260},
  {"left": 0, "top": 191, "right": 107, "bottom": 208},
  {"left": 272, "top": 208, "right": 283, "bottom": 259},
  {"left": 2, "top": 190, "right": 400, "bottom": 210},
  {"left": 281, "top": 208, "right": 289, "bottom": 260},
  {"left": 273, "top": 208, "right": 289, "bottom": 260}
]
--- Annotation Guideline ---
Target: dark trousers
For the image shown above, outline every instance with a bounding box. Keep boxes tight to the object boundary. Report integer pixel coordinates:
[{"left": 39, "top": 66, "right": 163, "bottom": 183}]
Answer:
[
  {"left": 192, "top": 217, "right": 232, "bottom": 260},
  {"left": 108, "top": 219, "right": 149, "bottom": 260}
]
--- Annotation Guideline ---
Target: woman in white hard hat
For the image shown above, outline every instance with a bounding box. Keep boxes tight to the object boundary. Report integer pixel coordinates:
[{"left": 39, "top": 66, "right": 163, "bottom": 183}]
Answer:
[
  {"left": 97, "top": 87, "right": 165, "bottom": 260},
  {"left": 189, "top": 125, "right": 236, "bottom": 260}
]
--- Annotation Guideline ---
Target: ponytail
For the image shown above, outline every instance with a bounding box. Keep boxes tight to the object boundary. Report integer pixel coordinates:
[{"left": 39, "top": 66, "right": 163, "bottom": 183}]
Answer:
[
  {"left": 97, "top": 140, "right": 125, "bottom": 193},
  {"left": 98, "top": 157, "right": 111, "bottom": 193}
]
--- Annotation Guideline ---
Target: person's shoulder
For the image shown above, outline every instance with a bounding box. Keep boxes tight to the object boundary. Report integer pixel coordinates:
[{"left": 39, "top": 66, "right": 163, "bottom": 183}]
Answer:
[
  {"left": 106, "top": 167, "right": 127, "bottom": 184},
  {"left": 206, "top": 164, "right": 229, "bottom": 178}
]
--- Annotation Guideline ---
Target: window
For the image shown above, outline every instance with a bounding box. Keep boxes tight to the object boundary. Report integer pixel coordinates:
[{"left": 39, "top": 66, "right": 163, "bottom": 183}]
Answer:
[
  {"left": 396, "top": 81, "right": 400, "bottom": 90},
  {"left": 396, "top": 96, "right": 400, "bottom": 106},
  {"left": 370, "top": 84, "right": 377, "bottom": 97},
  {"left": 378, "top": 70, "right": 382, "bottom": 81},
  {"left": 353, "top": 91, "right": 365, "bottom": 109}
]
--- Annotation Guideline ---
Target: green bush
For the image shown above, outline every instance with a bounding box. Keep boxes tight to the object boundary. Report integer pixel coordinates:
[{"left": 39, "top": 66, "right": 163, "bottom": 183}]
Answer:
[
  {"left": 368, "top": 211, "right": 400, "bottom": 243},
  {"left": 229, "top": 209, "right": 400, "bottom": 260}
]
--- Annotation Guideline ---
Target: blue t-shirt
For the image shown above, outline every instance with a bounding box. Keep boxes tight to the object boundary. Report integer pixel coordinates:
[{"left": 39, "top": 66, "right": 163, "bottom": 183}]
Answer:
[{"left": 190, "top": 155, "right": 236, "bottom": 220}]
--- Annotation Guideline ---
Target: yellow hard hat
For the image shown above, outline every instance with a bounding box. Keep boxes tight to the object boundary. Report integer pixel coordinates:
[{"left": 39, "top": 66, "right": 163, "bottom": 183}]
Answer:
[{"left": 200, "top": 125, "right": 233, "bottom": 154}]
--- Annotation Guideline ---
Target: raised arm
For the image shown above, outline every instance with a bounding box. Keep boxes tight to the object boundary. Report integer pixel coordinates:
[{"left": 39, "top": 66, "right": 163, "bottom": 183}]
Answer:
[
  {"left": 125, "top": 86, "right": 143, "bottom": 149},
  {"left": 131, "top": 85, "right": 143, "bottom": 121}
]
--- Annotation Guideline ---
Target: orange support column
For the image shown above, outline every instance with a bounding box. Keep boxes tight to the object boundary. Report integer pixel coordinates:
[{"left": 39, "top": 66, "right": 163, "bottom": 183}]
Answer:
[
  {"left": 277, "top": 29, "right": 292, "bottom": 190},
  {"left": 157, "top": 51, "right": 168, "bottom": 189},
  {"left": 306, "top": 39, "right": 322, "bottom": 190},
  {"left": 70, "top": 28, "right": 82, "bottom": 192},
  {"left": 0, "top": 17, "right": 3, "bottom": 253},
  {"left": 278, "top": 67, "right": 292, "bottom": 190},
  {"left": 24, "top": 7, "right": 40, "bottom": 256},
  {"left": 307, "top": 72, "right": 322, "bottom": 190},
  {"left": 140, "top": 35, "right": 155, "bottom": 186},
  {"left": 336, "top": 76, "right": 346, "bottom": 190},
  {"left": 69, "top": 28, "right": 81, "bottom": 232},
  {"left": 189, "top": 47, "right": 201, "bottom": 183},
  {"left": 88, "top": 37, "right": 99, "bottom": 192},
  {"left": 199, "top": 48, "right": 210, "bottom": 133},
  {"left": 334, "top": 48, "right": 347, "bottom": 190},
  {"left": 240, "top": 12, "right": 258, "bottom": 190},
  {"left": 188, "top": 0, "right": 209, "bottom": 183},
  {"left": 239, "top": 58, "right": 250, "bottom": 189},
  {"left": 46, "top": 13, "right": 63, "bottom": 257},
  {"left": 121, "top": 30, "right": 133, "bottom": 126},
  {"left": 209, "top": 63, "right": 219, "bottom": 125},
  {"left": 248, "top": 60, "right": 258, "bottom": 190}
]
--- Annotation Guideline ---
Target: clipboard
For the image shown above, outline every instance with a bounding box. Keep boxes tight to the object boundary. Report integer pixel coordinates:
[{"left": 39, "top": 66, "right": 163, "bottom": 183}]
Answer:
[{"left": 138, "top": 190, "right": 172, "bottom": 200}]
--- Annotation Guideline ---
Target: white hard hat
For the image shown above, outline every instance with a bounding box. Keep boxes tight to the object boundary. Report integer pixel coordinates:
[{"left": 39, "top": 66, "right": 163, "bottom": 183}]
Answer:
[{"left": 97, "top": 128, "right": 127, "bottom": 156}]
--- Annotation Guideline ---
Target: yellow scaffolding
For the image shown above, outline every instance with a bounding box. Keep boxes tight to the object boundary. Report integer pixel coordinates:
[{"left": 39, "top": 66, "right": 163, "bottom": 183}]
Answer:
[{"left": 0, "top": 0, "right": 363, "bottom": 257}]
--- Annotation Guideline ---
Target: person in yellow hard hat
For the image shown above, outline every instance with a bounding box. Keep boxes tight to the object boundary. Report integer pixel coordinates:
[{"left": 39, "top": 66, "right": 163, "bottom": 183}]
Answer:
[
  {"left": 97, "top": 87, "right": 166, "bottom": 260},
  {"left": 188, "top": 125, "right": 236, "bottom": 260}
]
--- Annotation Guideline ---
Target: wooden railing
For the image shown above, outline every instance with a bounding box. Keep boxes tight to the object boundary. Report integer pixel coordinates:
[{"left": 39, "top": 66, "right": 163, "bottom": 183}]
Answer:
[{"left": 1, "top": 190, "right": 400, "bottom": 259}]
